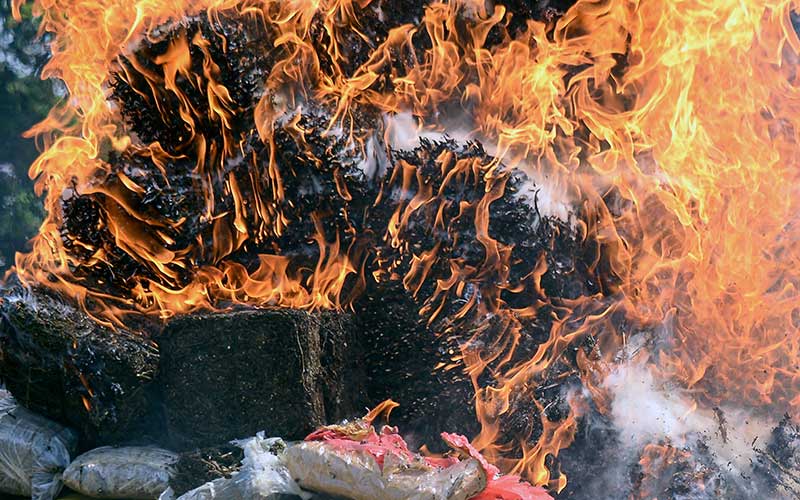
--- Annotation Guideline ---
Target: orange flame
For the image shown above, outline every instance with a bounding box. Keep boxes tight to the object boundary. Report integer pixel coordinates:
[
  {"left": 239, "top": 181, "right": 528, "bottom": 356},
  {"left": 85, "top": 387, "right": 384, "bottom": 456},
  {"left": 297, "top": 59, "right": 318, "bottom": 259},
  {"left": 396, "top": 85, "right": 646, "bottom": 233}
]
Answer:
[{"left": 9, "top": 0, "right": 800, "bottom": 490}]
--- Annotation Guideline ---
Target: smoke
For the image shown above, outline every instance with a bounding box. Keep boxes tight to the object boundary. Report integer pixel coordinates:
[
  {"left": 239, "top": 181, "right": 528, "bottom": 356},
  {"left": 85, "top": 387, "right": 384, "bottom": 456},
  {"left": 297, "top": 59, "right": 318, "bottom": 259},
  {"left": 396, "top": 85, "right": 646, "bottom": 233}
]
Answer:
[
  {"left": 508, "top": 169, "right": 575, "bottom": 227},
  {"left": 605, "top": 362, "right": 716, "bottom": 448},
  {"left": 383, "top": 111, "right": 473, "bottom": 150},
  {"left": 577, "top": 350, "right": 779, "bottom": 499},
  {"left": 356, "top": 135, "right": 390, "bottom": 180},
  {"left": 383, "top": 111, "right": 577, "bottom": 224}
]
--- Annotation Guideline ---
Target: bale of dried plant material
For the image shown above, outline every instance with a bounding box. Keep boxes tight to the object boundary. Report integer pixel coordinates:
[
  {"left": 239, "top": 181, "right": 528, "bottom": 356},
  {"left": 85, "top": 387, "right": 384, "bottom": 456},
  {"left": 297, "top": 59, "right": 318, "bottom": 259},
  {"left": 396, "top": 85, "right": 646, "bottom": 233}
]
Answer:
[
  {"left": 352, "top": 137, "right": 601, "bottom": 450},
  {"left": 0, "top": 280, "right": 160, "bottom": 449},
  {"left": 155, "top": 308, "right": 368, "bottom": 450},
  {"left": 355, "top": 281, "right": 480, "bottom": 449},
  {"left": 32, "top": 3, "right": 599, "bottom": 463},
  {"left": 317, "top": 311, "right": 370, "bottom": 425},
  {"left": 60, "top": 2, "right": 587, "bottom": 317}
]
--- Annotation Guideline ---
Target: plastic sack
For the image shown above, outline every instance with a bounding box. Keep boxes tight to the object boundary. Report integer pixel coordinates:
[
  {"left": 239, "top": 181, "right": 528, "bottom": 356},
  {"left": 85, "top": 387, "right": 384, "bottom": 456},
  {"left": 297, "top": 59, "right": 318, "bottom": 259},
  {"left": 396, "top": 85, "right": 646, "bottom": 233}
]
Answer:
[
  {"left": 0, "top": 390, "right": 77, "bottom": 500},
  {"left": 169, "top": 434, "right": 309, "bottom": 500},
  {"left": 285, "top": 440, "right": 486, "bottom": 500},
  {"left": 63, "top": 446, "right": 178, "bottom": 499}
]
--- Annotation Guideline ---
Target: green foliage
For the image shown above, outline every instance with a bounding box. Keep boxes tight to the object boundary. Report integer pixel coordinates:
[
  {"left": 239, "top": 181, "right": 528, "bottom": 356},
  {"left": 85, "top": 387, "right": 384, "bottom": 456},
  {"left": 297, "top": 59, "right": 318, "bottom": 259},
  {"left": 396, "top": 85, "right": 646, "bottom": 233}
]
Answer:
[
  {"left": 0, "top": 1, "right": 56, "bottom": 269},
  {"left": 0, "top": 169, "right": 43, "bottom": 268}
]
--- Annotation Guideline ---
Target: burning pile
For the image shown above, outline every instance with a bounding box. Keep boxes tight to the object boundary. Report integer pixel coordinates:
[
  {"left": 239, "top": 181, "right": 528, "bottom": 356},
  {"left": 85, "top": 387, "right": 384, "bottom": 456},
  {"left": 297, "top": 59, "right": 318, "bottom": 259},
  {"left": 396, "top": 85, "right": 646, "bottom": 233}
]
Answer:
[{"left": 1, "top": 0, "right": 800, "bottom": 498}]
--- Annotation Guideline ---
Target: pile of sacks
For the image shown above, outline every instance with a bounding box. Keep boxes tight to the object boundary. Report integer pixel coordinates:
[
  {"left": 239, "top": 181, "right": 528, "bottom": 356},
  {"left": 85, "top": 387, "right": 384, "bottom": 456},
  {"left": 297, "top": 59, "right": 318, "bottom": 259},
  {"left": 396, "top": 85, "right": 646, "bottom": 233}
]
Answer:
[
  {"left": 0, "top": 392, "right": 552, "bottom": 500},
  {"left": 0, "top": 389, "right": 174, "bottom": 500}
]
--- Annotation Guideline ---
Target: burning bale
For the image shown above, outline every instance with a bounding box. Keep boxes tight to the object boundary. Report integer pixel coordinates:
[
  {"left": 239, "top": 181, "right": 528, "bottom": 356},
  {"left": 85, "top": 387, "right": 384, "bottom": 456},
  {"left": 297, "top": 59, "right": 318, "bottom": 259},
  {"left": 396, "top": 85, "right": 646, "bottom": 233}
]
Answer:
[
  {"left": 0, "top": 281, "right": 160, "bottom": 448},
  {"left": 357, "top": 281, "right": 481, "bottom": 447}
]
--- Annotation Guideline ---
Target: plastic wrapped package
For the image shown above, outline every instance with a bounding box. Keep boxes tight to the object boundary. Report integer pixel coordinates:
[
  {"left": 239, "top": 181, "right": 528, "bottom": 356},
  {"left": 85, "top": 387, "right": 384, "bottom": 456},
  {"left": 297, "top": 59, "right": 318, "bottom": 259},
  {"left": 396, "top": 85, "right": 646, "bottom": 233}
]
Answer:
[
  {"left": 0, "top": 390, "right": 77, "bottom": 500},
  {"left": 168, "top": 434, "right": 309, "bottom": 500},
  {"left": 63, "top": 446, "right": 178, "bottom": 499},
  {"left": 285, "top": 441, "right": 486, "bottom": 500},
  {"left": 293, "top": 403, "right": 553, "bottom": 500}
]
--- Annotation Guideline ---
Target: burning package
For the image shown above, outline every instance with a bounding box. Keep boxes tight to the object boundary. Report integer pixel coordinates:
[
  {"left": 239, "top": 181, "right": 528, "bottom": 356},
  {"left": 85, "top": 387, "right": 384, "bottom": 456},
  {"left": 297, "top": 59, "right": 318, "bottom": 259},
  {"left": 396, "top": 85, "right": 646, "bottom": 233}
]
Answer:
[{"left": 285, "top": 401, "right": 552, "bottom": 500}]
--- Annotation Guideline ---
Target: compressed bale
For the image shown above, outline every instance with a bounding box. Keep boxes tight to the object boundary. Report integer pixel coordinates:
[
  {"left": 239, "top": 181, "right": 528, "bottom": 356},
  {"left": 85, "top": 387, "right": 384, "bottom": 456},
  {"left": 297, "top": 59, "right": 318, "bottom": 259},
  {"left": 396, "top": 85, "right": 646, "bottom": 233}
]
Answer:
[
  {"left": 156, "top": 309, "right": 365, "bottom": 450},
  {"left": 355, "top": 282, "right": 478, "bottom": 450},
  {"left": 63, "top": 446, "right": 178, "bottom": 499},
  {"left": 352, "top": 138, "right": 600, "bottom": 451},
  {"left": 0, "top": 282, "right": 161, "bottom": 448},
  {"left": 55, "top": 7, "right": 599, "bottom": 462},
  {"left": 34, "top": 4, "right": 598, "bottom": 467},
  {"left": 68, "top": 11, "right": 388, "bottom": 311},
  {"left": 61, "top": 2, "right": 584, "bottom": 315},
  {"left": 317, "top": 312, "right": 369, "bottom": 425},
  {"left": 156, "top": 309, "right": 323, "bottom": 450},
  {"left": 0, "top": 390, "right": 77, "bottom": 500}
]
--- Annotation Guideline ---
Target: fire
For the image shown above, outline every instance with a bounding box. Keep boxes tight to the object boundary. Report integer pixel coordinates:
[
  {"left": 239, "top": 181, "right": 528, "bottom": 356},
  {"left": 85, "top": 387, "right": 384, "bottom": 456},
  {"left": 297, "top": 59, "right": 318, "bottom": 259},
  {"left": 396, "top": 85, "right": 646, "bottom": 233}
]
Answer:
[
  {"left": 635, "top": 443, "right": 701, "bottom": 498},
  {"left": 9, "top": 0, "right": 800, "bottom": 492}
]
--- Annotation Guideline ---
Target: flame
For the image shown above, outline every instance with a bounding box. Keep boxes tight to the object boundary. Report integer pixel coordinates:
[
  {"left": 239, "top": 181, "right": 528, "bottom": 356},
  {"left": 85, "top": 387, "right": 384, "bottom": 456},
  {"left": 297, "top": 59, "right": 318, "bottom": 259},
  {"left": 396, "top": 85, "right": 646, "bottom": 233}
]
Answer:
[
  {"left": 635, "top": 443, "right": 698, "bottom": 499},
  {"left": 364, "top": 398, "right": 400, "bottom": 425},
  {"left": 9, "top": 0, "right": 800, "bottom": 491}
]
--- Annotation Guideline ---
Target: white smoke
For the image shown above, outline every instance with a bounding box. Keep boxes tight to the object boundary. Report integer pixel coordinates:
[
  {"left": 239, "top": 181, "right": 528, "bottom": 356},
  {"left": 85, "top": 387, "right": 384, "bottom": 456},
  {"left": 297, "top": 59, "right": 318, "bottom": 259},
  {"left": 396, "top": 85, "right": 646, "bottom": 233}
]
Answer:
[
  {"left": 605, "top": 362, "right": 716, "bottom": 448},
  {"left": 508, "top": 170, "right": 575, "bottom": 227},
  {"left": 383, "top": 111, "right": 473, "bottom": 150},
  {"left": 355, "top": 134, "right": 391, "bottom": 181},
  {"left": 600, "top": 354, "right": 777, "bottom": 498},
  {"left": 383, "top": 111, "right": 577, "bottom": 224}
]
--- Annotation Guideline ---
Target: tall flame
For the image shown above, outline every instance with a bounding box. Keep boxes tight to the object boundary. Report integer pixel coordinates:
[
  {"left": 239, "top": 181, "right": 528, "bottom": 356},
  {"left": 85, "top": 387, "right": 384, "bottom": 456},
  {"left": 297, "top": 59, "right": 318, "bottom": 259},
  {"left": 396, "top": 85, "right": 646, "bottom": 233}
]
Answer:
[{"left": 10, "top": 0, "right": 800, "bottom": 490}]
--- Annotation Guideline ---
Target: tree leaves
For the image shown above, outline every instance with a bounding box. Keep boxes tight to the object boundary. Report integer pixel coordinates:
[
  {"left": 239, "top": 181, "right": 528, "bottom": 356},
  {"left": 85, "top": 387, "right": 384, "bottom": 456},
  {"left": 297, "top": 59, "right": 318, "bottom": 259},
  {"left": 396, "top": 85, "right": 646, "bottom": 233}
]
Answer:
[{"left": 0, "top": 3, "right": 54, "bottom": 269}]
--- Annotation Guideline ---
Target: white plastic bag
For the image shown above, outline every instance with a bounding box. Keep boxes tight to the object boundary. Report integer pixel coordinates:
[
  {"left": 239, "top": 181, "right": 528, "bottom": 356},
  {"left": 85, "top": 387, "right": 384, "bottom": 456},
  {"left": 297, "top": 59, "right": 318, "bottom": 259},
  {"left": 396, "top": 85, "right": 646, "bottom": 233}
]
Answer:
[
  {"left": 63, "top": 446, "right": 178, "bottom": 499},
  {"left": 0, "top": 390, "right": 77, "bottom": 500},
  {"left": 173, "top": 434, "right": 308, "bottom": 500},
  {"left": 284, "top": 441, "right": 486, "bottom": 500}
]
